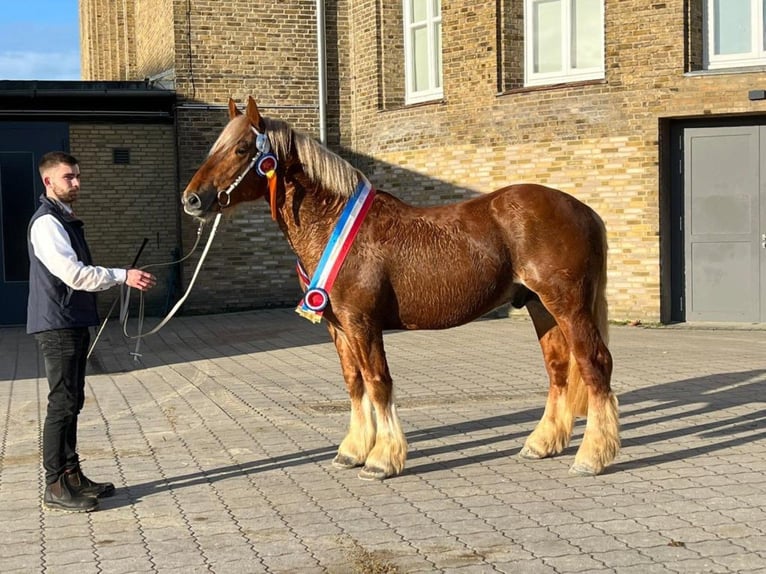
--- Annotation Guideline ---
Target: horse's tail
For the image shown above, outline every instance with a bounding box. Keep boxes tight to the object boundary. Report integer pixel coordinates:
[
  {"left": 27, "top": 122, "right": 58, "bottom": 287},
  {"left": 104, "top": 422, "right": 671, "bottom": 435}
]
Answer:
[
  {"left": 567, "top": 210, "right": 610, "bottom": 418},
  {"left": 592, "top": 211, "right": 610, "bottom": 348}
]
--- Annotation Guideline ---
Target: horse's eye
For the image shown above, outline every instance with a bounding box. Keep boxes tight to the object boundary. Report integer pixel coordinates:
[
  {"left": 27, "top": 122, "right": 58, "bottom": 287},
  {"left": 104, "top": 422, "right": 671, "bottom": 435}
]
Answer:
[{"left": 236, "top": 146, "right": 248, "bottom": 157}]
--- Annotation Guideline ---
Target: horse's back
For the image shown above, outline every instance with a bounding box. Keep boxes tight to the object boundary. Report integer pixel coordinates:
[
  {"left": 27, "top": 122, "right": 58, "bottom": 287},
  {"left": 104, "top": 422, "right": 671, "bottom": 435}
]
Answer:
[
  {"left": 488, "top": 183, "right": 604, "bottom": 245},
  {"left": 491, "top": 183, "right": 602, "bottom": 226}
]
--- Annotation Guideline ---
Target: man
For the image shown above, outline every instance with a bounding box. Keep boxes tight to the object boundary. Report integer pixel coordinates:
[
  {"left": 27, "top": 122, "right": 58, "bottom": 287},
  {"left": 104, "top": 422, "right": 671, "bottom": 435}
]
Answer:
[{"left": 27, "top": 151, "right": 157, "bottom": 512}]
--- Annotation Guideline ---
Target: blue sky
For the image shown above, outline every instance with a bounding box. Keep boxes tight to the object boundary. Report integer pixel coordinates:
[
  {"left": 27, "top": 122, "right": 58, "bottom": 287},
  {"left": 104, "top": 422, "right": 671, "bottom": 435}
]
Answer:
[{"left": 0, "top": 0, "right": 80, "bottom": 80}]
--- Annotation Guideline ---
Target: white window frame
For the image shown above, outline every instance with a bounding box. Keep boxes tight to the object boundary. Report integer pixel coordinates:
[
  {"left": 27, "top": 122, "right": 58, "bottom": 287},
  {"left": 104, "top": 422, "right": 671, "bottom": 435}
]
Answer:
[
  {"left": 524, "top": 0, "right": 605, "bottom": 87},
  {"left": 403, "top": 0, "right": 443, "bottom": 104},
  {"left": 703, "top": 0, "right": 766, "bottom": 69}
]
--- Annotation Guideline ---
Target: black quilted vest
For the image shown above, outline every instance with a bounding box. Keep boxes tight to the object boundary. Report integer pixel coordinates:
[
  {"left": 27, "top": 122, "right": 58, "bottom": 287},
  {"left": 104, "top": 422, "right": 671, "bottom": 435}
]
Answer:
[{"left": 26, "top": 195, "right": 99, "bottom": 334}]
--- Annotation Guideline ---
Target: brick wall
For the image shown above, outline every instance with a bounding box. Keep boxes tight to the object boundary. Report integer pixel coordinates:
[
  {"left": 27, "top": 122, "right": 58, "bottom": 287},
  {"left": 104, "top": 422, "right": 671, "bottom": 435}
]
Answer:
[
  {"left": 135, "top": 0, "right": 173, "bottom": 78},
  {"left": 80, "top": 0, "right": 171, "bottom": 80},
  {"left": 338, "top": 0, "right": 766, "bottom": 322},
  {"left": 80, "top": 0, "right": 766, "bottom": 322},
  {"left": 80, "top": 0, "right": 130, "bottom": 80},
  {"left": 169, "top": 0, "right": 326, "bottom": 314},
  {"left": 171, "top": 0, "right": 320, "bottom": 104},
  {"left": 69, "top": 123, "right": 179, "bottom": 318}
]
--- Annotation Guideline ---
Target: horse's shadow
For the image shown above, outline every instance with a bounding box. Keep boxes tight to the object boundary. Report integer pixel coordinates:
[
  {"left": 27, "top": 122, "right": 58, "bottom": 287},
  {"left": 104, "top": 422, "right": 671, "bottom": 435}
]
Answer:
[{"left": 103, "top": 368, "right": 766, "bottom": 509}]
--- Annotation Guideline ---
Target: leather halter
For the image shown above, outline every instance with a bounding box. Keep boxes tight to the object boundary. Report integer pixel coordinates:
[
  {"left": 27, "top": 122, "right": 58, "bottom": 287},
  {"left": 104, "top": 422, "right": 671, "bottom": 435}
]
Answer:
[{"left": 217, "top": 126, "right": 279, "bottom": 220}]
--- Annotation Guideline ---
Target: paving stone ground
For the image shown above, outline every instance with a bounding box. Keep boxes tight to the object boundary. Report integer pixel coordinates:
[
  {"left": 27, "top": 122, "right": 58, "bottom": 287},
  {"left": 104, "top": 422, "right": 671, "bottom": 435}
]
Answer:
[{"left": 0, "top": 308, "right": 764, "bottom": 573}]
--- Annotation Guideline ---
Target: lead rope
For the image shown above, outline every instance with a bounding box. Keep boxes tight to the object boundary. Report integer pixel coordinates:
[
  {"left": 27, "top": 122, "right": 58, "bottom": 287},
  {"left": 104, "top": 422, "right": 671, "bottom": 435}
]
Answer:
[
  {"left": 90, "top": 126, "right": 272, "bottom": 362},
  {"left": 86, "top": 212, "right": 223, "bottom": 361},
  {"left": 120, "top": 212, "right": 223, "bottom": 360},
  {"left": 86, "top": 237, "right": 149, "bottom": 361}
]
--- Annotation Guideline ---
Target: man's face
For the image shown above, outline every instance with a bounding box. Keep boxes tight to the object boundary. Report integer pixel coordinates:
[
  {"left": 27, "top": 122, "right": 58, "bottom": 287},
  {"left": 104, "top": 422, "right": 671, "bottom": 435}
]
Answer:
[{"left": 43, "top": 162, "right": 81, "bottom": 204}]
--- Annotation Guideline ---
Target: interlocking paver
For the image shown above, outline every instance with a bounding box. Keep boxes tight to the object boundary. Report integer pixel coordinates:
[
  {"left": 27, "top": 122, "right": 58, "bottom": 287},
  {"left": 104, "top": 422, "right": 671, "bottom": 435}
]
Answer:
[{"left": 0, "top": 309, "right": 764, "bottom": 573}]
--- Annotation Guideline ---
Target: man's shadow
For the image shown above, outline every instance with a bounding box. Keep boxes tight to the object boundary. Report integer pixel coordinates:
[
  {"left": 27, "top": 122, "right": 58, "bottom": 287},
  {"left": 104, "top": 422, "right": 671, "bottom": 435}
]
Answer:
[{"left": 102, "top": 368, "right": 766, "bottom": 509}]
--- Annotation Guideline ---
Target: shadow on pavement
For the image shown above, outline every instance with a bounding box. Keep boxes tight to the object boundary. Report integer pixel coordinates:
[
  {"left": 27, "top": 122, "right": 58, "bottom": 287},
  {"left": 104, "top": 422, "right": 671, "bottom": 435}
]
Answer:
[{"left": 109, "top": 368, "right": 766, "bottom": 509}]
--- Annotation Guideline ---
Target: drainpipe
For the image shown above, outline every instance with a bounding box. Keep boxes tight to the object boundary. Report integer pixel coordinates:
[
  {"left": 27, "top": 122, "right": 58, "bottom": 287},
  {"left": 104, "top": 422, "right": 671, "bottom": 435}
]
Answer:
[{"left": 316, "top": 0, "right": 327, "bottom": 145}]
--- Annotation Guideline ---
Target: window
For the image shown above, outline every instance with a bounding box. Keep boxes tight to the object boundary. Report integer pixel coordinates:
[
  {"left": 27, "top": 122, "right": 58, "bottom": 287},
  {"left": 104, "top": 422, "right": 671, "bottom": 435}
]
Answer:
[
  {"left": 704, "top": 0, "right": 766, "bottom": 69},
  {"left": 404, "top": 0, "right": 443, "bottom": 104},
  {"left": 523, "top": 0, "right": 604, "bottom": 87}
]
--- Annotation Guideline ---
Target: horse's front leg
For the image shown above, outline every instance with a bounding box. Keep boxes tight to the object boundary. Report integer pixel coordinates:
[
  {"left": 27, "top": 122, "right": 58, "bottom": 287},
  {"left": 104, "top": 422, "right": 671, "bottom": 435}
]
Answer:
[
  {"left": 328, "top": 324, "right": 375, "bottom": 470},
  {"left": 341, "top": 325, "right": 407, "bottom": 480}
]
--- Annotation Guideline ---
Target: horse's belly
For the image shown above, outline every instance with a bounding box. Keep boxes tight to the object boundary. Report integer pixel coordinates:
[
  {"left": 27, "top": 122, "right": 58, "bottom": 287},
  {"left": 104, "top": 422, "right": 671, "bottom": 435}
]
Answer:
[{"left": 391, "top": 276, "right": 520, "bottom": 330}]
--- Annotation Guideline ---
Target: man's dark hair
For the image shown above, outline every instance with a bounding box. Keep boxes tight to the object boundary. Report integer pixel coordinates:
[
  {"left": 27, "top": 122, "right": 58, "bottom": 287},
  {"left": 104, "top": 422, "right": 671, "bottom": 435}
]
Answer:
[{"left": 38, "top": 151, "right": 79, "bottom": 177}]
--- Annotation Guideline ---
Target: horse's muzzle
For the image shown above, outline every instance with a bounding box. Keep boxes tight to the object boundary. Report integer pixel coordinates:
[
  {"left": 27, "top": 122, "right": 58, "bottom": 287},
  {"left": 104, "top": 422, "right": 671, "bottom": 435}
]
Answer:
[{"left": 182, "top": 192, "right": 206, "bottom": 217}]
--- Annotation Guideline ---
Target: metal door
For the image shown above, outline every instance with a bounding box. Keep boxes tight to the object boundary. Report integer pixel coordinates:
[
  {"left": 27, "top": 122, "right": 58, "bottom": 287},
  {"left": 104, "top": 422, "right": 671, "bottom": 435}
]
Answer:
[
  {"left": 683, "top": 126, "right": 765, "bottom": 322},
  {"left": 0, "top": 123, "right": 69, "bottom": 326}
]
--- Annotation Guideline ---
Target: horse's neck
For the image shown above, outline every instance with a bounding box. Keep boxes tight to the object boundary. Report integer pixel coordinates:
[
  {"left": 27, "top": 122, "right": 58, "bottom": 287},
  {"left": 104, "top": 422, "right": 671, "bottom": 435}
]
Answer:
[{"left": 278, "top": 174, "right": 344, "bottom": 268}]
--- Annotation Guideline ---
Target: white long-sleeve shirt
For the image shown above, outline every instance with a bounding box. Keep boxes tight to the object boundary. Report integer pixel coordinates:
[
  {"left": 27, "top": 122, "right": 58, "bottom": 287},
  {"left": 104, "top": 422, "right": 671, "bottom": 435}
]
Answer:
[{"left": 29, "top": 201, "right": 127, "bottom": 292}]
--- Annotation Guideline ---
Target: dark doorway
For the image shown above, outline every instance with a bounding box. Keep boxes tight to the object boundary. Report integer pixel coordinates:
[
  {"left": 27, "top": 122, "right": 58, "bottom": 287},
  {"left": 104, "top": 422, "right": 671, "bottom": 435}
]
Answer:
[{"left": 0, "top": 122, "right": 69, "bottom": 326}]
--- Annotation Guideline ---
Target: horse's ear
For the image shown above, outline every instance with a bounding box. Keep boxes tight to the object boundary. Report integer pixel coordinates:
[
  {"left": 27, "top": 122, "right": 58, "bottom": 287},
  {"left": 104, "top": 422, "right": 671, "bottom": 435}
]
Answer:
[
  {"left": 246, "top": 96, "right": 265, "bottom": 130},
  {"left": 228, "top": 98, "right": 242, "bottom": 119}
]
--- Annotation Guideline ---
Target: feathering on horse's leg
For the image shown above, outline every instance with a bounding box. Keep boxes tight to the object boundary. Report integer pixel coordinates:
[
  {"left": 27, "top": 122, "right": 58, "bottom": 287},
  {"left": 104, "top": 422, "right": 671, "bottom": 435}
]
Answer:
[
  {"left": 571, "top": 384, "right": 619, "bottom": 476},
  {"left": 334, "top": 393, "right": 375, "bottom": 469},
  {"left": 519, "top": 300, "right": 576, "bottom": 460},
  {"left": 358, "top": 391, "right": 407, "bottom": 481},
  {"left": 329, "top": 326, "right": 375, "bottom": 469}
]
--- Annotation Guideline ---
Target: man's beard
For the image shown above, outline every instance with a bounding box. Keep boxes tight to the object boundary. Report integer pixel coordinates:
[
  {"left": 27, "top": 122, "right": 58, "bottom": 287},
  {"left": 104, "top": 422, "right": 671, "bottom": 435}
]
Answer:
[{"left": 52, "top": 184, "right": 77, "bottom": 204}]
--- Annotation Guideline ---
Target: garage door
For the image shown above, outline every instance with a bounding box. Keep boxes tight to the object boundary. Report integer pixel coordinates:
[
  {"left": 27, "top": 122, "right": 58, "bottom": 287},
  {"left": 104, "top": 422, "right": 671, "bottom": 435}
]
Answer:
[{"left": 684, "top": 126, "right": 766, "bottom": 322}]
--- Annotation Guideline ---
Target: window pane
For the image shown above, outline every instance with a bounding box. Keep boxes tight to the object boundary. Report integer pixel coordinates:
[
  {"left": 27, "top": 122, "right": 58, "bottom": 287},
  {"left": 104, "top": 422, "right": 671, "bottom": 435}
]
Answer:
[
  {"left": 713, "top": 0, "right": 752, "bottom": 55},
  {"left": 411, "top": 0, "right": 427, "bottom": 23},
  {"left": 533, "top": 0, "right": 562, "bottom": 73},
  {"left": 413, "top": 26, "right": 430, "bottom": 91},
  {"left": 572, "top": 0, "right": 601, "bottom": 68},
  {"left": 433, "top": 0, "right": 441, "bottom": 17}
]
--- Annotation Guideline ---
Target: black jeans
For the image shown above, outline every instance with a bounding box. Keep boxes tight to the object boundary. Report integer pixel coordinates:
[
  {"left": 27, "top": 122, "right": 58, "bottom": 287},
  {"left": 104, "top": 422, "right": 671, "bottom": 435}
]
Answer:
[{"left": 35, "top": 328, "right": 90, "bottom": 486}]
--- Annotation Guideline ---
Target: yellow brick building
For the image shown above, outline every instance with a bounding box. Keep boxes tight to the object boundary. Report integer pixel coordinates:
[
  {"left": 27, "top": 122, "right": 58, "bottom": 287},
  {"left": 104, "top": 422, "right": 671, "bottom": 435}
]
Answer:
[{"left": 79, "top": 0, "right": 766, "bottom": 323}]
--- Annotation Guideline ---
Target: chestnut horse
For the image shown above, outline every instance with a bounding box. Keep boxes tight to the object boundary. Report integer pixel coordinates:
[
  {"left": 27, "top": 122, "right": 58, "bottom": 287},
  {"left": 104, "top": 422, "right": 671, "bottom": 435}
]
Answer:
[{"left": 182, "top": 96, "right": 619, "bottom": 480}]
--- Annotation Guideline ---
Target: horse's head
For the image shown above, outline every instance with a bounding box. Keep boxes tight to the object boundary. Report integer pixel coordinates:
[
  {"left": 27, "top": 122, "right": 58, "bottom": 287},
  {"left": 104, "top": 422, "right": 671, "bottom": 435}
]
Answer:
[{"left": 182, "top": 96, "right": 278, "bottom": 221}]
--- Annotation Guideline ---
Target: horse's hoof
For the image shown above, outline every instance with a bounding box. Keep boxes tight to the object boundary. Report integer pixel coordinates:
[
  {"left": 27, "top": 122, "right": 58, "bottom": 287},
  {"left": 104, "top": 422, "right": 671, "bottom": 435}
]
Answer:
[
  {"left": 568, "top": 463, "right": 598, "bottom": 477},
  {"left": 332, "top": 454, "right": 362, "bottom": 469},
  {"left": 358, "top": 466, "right": 387, "bottom": 481},
  {"left": 518, "top": 446, "right": 545, "bottom": 460}
]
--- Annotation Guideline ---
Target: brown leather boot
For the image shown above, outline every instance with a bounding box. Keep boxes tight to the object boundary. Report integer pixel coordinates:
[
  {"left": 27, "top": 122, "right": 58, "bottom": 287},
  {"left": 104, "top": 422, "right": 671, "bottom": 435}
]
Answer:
[
  {"left": 67, "top": 467, "right": 115, "bottom": 498},
  {"left": 43, "top": 474, "right": 99, "bottom": 512}
]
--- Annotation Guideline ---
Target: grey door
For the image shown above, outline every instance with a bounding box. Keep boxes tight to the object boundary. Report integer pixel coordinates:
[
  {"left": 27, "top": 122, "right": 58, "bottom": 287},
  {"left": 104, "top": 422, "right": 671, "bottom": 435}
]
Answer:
[
  {"left": 684, "top": 126, "right": 766, "bottom": 322},
  {"left": 0, "top": 123, "right": 69, "bottom": 326}
]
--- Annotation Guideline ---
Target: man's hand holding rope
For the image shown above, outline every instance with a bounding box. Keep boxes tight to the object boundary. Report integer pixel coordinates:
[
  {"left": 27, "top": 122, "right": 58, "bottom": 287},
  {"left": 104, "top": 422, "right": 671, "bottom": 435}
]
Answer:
[{"left": 125, "top": 268, "right": 157, "bottom": 291}]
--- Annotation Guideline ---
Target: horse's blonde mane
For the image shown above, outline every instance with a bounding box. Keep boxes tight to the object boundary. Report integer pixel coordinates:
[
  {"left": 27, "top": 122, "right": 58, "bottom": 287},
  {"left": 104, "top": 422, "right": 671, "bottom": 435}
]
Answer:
[
  {"left": 212, "top": 114, "right": 361, "bottom": 198},
  {"left": 264, "top": 116, "right": 361, "bottom": 197}
]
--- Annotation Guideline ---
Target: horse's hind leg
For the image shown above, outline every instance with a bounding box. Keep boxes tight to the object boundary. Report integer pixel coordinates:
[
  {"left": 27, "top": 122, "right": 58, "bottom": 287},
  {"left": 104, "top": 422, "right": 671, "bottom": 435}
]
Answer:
[
  {"left": 328, "top": 324, "right": 375, "bottom": 470},
  {"left": 519, "top": 299, "right": 583, "bottom": 460},
  {"left": 556, "top": 311, "right": 619, "bottom": 476}
]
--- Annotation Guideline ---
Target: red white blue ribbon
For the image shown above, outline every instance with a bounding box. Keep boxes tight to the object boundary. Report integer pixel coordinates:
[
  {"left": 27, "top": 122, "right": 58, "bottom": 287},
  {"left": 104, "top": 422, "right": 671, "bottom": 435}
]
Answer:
[{"left": 296, "top": 178, "right": 375, "bottom": 323}]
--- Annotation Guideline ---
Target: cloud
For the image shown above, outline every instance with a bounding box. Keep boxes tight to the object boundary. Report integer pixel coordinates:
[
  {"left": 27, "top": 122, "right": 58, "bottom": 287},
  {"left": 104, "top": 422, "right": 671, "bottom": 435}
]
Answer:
[{"left": 0, "top": 50, "right": 80, "bottom": 80}]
